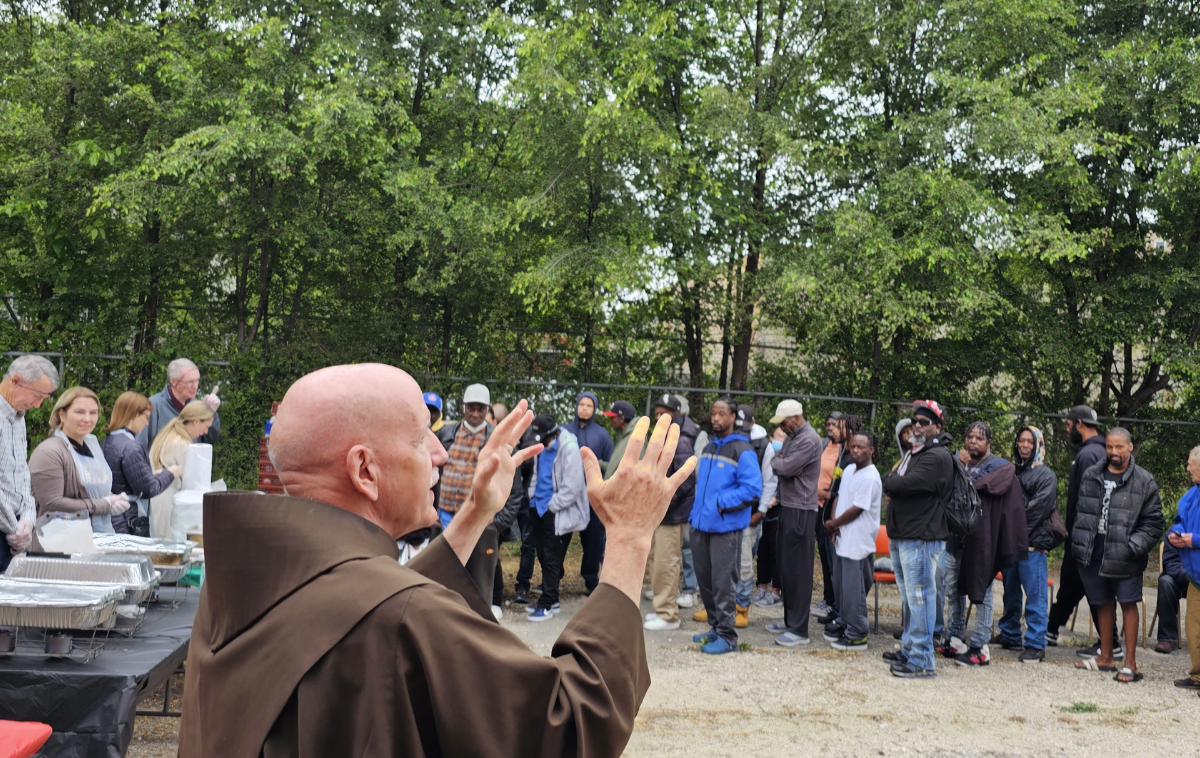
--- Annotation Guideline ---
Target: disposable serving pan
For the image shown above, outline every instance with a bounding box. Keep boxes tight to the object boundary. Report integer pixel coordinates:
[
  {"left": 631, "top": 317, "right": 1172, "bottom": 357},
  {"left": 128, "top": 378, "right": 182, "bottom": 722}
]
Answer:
[
  {"left": 90, "top": 535, "right": 196, "bottom": 565},
  {"left": 0, "top": 579, "right": 123, "bottom": 629},
  {"left": 155, "top": 563, "right": 191, "bottom": 584},
  {"left": 4, "top": 558, "right": 159, "bottom": 605}
]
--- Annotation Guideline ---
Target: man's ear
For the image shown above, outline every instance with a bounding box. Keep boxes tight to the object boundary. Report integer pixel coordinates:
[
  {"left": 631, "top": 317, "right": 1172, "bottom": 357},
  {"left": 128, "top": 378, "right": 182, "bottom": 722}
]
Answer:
[{"left": 346, "top": 444, "right": 381, "bottom": 502}]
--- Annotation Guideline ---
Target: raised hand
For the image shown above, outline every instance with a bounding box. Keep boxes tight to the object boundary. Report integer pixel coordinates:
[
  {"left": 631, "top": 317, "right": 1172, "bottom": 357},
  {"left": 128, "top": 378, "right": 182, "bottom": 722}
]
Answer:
[{"left": 466, "top": 399, "right": 542, "bottom": 519}]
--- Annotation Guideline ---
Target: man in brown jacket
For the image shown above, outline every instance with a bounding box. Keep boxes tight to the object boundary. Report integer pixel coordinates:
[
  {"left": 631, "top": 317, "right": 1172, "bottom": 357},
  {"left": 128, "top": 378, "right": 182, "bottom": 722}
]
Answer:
[{"left": 179, "top": 363, "right": 695, "bottom": 758}]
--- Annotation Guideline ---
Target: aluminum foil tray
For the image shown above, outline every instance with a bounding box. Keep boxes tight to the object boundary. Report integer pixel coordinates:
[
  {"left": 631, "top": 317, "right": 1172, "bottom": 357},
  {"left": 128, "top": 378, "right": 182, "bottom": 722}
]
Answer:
[
  {"left": 85, "top": 554, "right": 159, "bottom": 584},
  {"left": 155, "top": 563, "right": 191, "bottom": 584},
  {"left": 5, "top": 557, "right": 158, "bottom": 604},
  {"left": 90, "top": 535, "right": 196, "bottom": 565},
  {"left": 0, "top": 579, "right": 123, "bottom": 629}
]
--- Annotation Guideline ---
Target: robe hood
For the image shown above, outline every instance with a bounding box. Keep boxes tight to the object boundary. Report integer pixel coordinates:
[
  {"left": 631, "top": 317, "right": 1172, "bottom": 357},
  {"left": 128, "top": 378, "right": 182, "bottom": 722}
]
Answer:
[{"left": 201, "top": 491, "right": 402, "bottom": 651}]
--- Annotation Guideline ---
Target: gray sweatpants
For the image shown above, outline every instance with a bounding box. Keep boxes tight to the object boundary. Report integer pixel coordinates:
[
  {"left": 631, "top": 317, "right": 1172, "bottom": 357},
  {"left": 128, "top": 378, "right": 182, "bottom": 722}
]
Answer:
[
  {"left": 832, "top": 553, "right": 873, "bottom": 641},
  {"left": 693, "top": 530, "right": 742, "bottom": 645}
]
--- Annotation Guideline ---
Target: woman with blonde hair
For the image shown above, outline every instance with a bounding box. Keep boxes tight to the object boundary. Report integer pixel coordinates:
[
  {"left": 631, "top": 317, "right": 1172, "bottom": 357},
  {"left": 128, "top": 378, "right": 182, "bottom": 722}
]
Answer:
[
  {"left": 28, "top": 387, "right": 130, "bottom": 543},
  {"left": 100, "top": 391, "right": 183, "bottom": 534},
  {"left": 148, "top": 400, "right": 214, "bottom": 539}
]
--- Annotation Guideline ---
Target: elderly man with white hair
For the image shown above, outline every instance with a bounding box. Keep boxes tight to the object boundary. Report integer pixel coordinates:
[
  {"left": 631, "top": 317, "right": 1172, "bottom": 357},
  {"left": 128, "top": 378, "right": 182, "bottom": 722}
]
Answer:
[
  {"left": 0, "top": 355, "right": 61, "bottom": 569},
  {"left": 179, "top": 363, "right": 696, "bottom": 757},
  {"left": 137, "top": 357, "right": 222, "bottom": 450}
]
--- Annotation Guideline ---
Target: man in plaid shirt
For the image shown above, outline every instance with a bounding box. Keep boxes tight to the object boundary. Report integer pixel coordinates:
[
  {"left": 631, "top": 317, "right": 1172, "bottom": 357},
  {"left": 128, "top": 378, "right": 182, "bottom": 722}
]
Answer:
[
  {"left": 0, "top": 355, "right": 60, "bottom": 570},
  {"left": 435, "top": 384, "right": 523, "bottom": 613}
]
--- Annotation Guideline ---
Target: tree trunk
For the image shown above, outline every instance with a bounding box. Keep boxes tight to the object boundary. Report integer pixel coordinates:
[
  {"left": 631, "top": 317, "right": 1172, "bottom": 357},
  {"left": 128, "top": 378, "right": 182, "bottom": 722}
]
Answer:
[{"left": 439, "top": 297, "right": 453, "bottom": 372}]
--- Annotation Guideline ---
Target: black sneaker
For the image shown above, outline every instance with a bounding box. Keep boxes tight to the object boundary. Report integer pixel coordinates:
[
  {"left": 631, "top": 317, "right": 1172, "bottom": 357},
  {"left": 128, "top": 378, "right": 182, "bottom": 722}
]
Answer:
[
  {"left": 891, "top": 661, "right": 936, "bottom": 679},
  {"left": 1174, "top": 677, "right": 1200, "bottom": 689},
  {"left": 1045, "top": 630, "right": 1058, "bottom": 647},
  {"left": 892, "top": 630, "right": 903, "bottom": 640},
  {"left": 1076, "top": 640, "right": 1124, "bottom": 660},
  {"left": 990, "top": 634, "right": 1022, "bottom": 651},
  {"left": 1019, "top": 646, "right": 1045, "bottom": 663},
  {"left": 514, "top": 588, "right": 531, "bottom": 605},
  {"left": 882, "top": 650, "right": 908, "bottom": 663},
  {"left": 831, "top": 635, "right": 868, "bottom": 652},
  {"left": 816, "top": 613, "right": 839, "bottom": 627},
  {"left": 823, "top": 622, "right": 846, "bottom": 642},
  {"left": 954, "top": 646, "right": 991, "bottom": 667}
]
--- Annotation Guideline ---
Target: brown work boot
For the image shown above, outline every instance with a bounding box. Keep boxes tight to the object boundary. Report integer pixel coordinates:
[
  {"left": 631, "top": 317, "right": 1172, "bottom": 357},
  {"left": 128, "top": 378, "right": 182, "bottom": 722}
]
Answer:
[
  {"left": 692, "top": 607, "right": 708, "bottom": 622},
  {"left": 735, "top": 604, "right": 750, "bottom": 628}
]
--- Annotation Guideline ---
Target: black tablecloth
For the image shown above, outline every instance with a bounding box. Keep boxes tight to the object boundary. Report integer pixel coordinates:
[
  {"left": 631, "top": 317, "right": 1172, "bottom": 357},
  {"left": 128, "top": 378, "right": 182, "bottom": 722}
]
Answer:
[{"left": 0, "top": 591, "right": 198, "bottom": 758}]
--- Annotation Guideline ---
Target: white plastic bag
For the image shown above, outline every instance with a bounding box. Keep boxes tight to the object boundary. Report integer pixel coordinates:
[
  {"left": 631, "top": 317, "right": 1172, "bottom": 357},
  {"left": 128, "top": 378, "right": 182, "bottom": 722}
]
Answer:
[{"left": 35, "top": 514, "right": 95, "bottom": 554}]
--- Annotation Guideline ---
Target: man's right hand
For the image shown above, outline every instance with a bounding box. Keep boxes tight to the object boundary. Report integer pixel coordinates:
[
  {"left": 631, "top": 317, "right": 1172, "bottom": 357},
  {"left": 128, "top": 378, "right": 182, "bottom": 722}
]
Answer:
[{"left": 581, "top": 416, "right": 697, "bottom": 604}]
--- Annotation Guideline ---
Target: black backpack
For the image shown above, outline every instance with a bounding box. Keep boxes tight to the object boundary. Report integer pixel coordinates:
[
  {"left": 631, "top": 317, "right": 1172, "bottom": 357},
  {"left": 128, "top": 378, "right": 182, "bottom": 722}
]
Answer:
[{"left": 946, "top": 455, "right": 983, "bottom": 537}]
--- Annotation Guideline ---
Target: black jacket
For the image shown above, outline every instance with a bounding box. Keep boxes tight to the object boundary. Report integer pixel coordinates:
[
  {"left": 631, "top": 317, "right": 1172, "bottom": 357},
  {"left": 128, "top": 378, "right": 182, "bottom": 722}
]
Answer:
[
  {"left": 882, "top": 431, "right": 953, "bottom": 542},
  {"left": 1070, "top": 460, "right": 1164, "bottom": 579},
  {"left": 662, "top": 415, "right": 699, "bottom": 525},
  {"left": 1014, "top": 459, "right": 1058, "bottom": 551},
  {"left": 1161, "top": 540, "right": 1187, "bottom": 585},
  {"left": 1065, "top": 435, "right": 1106, "bottom": 528},
  {"left": 959, "top": 461, "right": 1028, "bottom": 603},
  {"left": 435, "top": 421, "right": 523, "bottom": 539}
]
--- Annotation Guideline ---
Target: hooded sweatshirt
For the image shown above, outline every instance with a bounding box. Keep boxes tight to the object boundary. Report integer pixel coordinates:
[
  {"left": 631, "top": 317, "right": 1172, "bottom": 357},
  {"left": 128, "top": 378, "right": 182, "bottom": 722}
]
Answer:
[
  {"left": 882, "top": 430, "right": 953, "bottom": 541},
  {"left": 1012, "top": 426, "right": 1059, "bottom": 550},
  {"left": 564, "top": 391, "right": 615, "bottom": 465}
]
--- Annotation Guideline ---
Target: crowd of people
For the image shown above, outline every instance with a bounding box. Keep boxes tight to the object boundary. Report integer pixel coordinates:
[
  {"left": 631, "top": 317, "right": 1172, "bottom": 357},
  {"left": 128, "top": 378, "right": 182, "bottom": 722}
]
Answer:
[
  {"left": 0, "top": 354, "right": 222, "bottom": 568},
  {"left": 420, "top": 384, "right": 1200, "bottom": 688}
]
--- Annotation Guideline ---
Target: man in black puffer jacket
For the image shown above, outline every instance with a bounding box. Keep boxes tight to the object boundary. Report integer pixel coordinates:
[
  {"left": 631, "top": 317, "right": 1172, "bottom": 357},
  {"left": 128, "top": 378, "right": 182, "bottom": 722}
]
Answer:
[
  {"left": 996, "top": 426, "right": 1058, "bottom": 662},
  {"left": 1069, "top": 427, "right": 1164, "bottom": 683}
]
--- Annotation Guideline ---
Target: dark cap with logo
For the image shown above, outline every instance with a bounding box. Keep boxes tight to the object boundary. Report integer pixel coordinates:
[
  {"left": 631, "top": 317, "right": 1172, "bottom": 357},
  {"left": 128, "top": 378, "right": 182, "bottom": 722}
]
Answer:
[
  {"left": 604, "top": 400, "right": 637, "bottom": 422},
  {"left": 653, "top": 393, "right": 682, "bottom": 414},
  {"left": 1065, "top": 405, "right": 1100, "bottom": 427},
  {"left": 530, "top": 414, "right": 560, "bottom": 442}
]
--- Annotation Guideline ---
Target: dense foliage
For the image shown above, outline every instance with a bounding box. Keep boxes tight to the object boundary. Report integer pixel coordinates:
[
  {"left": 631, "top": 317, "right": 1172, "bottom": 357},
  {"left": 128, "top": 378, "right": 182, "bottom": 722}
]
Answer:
[{"left": 2, "top": 0, "right": 1198, "bottom": 496}]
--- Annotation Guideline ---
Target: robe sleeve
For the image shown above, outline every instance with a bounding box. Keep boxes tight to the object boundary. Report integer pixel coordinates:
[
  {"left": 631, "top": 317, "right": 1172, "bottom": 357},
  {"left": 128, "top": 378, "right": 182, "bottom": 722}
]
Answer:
[
  {"left": 406, "top": 534, "right": 496, "bottom": 621},
  {"left": 400, "top": 582, "right": 650, "bottom": 758}
]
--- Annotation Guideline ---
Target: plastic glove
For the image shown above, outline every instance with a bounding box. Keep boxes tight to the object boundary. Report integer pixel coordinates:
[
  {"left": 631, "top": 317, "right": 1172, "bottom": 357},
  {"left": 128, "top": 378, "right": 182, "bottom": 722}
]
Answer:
[
  {"left": 103, "top": 493, "right": 131, "bottom": 516},
  {"left": 203, "top": 393, "right": 221, "bottom": 412},
  {"left": 6, "top": 520, "right": 32, "bottom": 551}
]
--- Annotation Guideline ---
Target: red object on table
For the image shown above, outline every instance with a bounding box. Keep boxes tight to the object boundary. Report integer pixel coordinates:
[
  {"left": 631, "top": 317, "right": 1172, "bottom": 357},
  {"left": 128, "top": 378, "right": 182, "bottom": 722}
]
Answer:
[{"left": 0, "top": 720, "right": 52, "bottom": 758}]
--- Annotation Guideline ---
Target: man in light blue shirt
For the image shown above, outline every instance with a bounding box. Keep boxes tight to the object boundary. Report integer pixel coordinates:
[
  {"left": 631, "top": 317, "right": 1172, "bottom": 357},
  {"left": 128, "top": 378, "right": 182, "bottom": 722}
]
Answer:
[{"left": 0, "top": 355, "right": 60, "bottom": 569}]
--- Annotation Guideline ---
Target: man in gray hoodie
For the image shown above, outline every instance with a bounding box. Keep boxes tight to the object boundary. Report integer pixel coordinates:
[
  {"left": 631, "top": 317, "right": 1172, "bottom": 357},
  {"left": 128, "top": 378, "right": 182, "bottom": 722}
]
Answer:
[{"left": 526, "top": 414, "right": 590, "bottom": 621}]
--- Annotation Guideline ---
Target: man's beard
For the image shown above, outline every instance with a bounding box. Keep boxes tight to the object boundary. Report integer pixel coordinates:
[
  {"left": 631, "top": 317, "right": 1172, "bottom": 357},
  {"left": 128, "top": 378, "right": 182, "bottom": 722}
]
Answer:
[
  {"left": 1069, "top": 428, "right": 1083, "bottom": 445},
  {"left": 1108, "top": 455, "right": 1126, "bottom": 468},
  {"left": 910, "top": 430, "right": 928, "bottom": 448}
]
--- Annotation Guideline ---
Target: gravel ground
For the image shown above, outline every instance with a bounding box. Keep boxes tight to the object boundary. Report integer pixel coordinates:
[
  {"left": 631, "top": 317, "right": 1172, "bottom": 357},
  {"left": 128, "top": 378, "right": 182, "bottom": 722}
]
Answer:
[{"left": 127, "top": 556, "right": 1198, "bottom": 758}]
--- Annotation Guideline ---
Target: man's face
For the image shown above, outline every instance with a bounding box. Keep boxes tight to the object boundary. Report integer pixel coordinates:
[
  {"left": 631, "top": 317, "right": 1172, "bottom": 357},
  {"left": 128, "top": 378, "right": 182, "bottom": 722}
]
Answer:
[
  {"left": 825, "top": 418, "right": 839, "bottom": 441},
  {"left": 964, "top": 428, "right": 990, "bottom": 462},
  {"left": 1105, "top": 434, "right": 1132, "bottom": 470},
  {"left": 608, "top": 414, "right": 628, "bottom": 433},
  {"left": 1016, "top": 431, "right": 1035, "bottom": 462},
  {"left": 577, "top": 397, "right": 595, "bottom": 422},
  {"left": 1187, "top": 454, "right": 1200, "bottom": 485},
  {"left": 710, "top": 401, "right": 735, "bottom": 436},
  {"left": 464, "top": 402, "right": 488, "bottom": 427},
  {"left": 910, "top": 416, "right": 939, "bottom": 446},
  {"left": 378, "top": 397, "right": 449, "bottom": 536},
  {"left": 848, "top": 434, "right": 874, "bottom": 468},
  {"left": 899, "top": 426, "right": 913, "bottom": 448},
  {"left": 1066, "top": 419, "right": 1083, "bottom": 445},
  {"left": 655, "top": 405, "right": 674, "bottom": 423},
  {"left": 781, "top": 414, "right": 803, "bottom": 434},
  {"left": 426, "top": 406, "right": 440, "bottom": 427},
  {"left": 8, "top": 373, "right": 56, "bottom": 412},
  {"left": 171, "top": 367, "right": 201, "bottom": 402},
  {"left": 491, "top": 404, "right": 508, "bottom": 424}
]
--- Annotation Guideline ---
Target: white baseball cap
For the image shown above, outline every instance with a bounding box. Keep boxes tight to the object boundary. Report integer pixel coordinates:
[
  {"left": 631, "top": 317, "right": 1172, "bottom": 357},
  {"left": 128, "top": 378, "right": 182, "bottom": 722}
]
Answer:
[
  {"left": 769, "top": 399, "right": 804, "bottom": 424},
  {"left": 463, "top": 384, "right": 491, "bottom": 406}
]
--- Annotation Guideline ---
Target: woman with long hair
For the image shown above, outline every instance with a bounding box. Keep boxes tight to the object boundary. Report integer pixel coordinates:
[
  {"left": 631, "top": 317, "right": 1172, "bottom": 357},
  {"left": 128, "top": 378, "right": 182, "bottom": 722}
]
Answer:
[
  {"left": 28, "top": 387, "right": 131, "bottom": 544},
  {"left": 100, "top": 391, "right": 183, "bottom": 534},
  {"left": 148, "top": 400, "right": 214, "bottom": 540}
]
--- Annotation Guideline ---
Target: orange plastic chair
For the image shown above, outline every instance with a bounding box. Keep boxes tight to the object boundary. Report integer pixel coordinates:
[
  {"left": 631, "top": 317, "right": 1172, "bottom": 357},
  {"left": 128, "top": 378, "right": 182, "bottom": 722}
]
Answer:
[
  {"left": 873, "top": 525, "right": 895, "bottom": 632},
  {"left": 0, "top": 720, "right": 52, "bottom": 758}
]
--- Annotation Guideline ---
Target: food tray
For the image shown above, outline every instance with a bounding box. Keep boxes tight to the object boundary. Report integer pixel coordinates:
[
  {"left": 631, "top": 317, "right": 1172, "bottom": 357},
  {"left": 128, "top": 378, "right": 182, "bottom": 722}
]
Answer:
[
  {"left": 86, "top": 554, "right": 159, "bottom": 584},
  {"left": 0, "top": 579, "right": 123, "bottom": 629},
  {"left": 5, "top": 557, "right": 159, "bottom": 604},
  {"left": 155, "top": 563, "right": 191, "bottom": 584},
  {"left": 90, "top": 535, "right": 195, "bottom": 565}
]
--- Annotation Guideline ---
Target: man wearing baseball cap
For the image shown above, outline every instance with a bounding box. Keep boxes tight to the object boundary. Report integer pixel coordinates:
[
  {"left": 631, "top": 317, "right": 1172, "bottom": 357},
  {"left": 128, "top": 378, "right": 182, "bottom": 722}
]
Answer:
[
  {"left": 424, "top": 392, "right": 445, "bottom": 433},
  {"left": 1047, "top": 405, "right": 1118, "bottom": 655},
  {"left": 602, "top": 401, "right": 642, "bottom": 482},
  {"left": 764, "top": 398, "right": 822, "bottom": 647}
]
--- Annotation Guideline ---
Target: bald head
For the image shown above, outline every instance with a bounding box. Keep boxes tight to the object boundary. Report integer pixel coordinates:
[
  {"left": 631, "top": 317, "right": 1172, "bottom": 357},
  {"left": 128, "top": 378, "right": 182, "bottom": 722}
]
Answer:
[{"left": 269, "top": 364, "right": 447, "bottom": 537}]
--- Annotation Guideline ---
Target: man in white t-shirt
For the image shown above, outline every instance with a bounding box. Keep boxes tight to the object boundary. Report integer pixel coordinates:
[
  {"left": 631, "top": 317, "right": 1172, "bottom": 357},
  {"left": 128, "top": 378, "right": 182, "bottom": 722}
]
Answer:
[{"left": 822, "top": 432, "right": 882, "bottom": 651}]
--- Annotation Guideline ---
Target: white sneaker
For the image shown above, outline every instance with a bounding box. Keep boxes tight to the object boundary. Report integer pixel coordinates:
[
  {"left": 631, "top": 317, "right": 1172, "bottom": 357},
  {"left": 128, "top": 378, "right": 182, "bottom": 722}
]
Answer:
[
  {"left": 810, "top": 600, "right": 831, "bottom": 616},
  {"left": 643, "top": 588, "right": 655, "bottom": 600},
  {"left": 676, "top": 593, "right": 696, "bottom": 609},
  {"left": 644, "top": 617, "right": 681, "bottom": 631},
  {"left": 645, "top": 612, "right": 660, "bottom": 621},
  {"left": 491, "top": 605, "right": 503, "bottom": 621}
]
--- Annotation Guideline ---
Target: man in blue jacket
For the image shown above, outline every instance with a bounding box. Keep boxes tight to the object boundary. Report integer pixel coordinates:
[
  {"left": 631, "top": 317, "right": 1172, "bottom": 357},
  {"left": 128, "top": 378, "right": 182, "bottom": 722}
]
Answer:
[
  {"left": 564, "top": 391, "right": 614, "bottom": 593},
  {"left": 1167, "top": 445, "right": 1200, "bottom": 693},
  {"left": 690, "top": 398, "right": 763, "bottom": 655}
]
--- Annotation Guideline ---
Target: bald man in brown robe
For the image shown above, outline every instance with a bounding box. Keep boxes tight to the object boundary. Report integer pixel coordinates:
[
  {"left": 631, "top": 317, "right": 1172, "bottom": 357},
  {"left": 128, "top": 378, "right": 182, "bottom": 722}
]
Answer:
[{"left": 178, "top": 364, "right": 695, "bottom": 758}]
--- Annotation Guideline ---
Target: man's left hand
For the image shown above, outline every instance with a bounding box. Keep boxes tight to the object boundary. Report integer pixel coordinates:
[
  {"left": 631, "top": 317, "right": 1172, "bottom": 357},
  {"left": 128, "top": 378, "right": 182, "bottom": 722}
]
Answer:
[
  {"left": 465, "top": 399, "right": 542, "bottom": 520},
  {"left": 203, "top": 393, "right": 221, "bottom": 412}
]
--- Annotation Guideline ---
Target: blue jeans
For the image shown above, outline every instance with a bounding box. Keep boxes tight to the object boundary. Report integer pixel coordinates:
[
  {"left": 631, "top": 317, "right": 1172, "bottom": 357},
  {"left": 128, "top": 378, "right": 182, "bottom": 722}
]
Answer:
[
  {"left": 999, "top": 551, "right": 1049, "bottom": 650},
  {"left": 892, "top": 539, "right": 945, "bottom": 671},
  {"left": 681, "top": 524, "right": 699, "bottom": 593},
  {"left": 735, "top": 523, "right": 759, "bottom": 607},
  {"left": 943, "top": 549, "right": 995, "bottom": 650},
  {"left": 438, "top": 508, "right": 454, "bottom": 530}
]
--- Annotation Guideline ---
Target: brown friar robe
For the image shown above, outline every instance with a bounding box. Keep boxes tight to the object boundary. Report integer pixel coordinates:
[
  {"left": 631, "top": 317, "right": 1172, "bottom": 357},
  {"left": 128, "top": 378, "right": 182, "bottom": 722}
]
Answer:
[{"left": 178, "top": 492, "right": 650, "bottom": 758}]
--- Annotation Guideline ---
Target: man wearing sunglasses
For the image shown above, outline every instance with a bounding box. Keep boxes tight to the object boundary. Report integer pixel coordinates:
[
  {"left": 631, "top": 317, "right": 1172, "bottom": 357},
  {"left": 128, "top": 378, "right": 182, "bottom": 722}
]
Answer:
[{"left": 881, "top": 401, "right": 954, "bottom": 678}]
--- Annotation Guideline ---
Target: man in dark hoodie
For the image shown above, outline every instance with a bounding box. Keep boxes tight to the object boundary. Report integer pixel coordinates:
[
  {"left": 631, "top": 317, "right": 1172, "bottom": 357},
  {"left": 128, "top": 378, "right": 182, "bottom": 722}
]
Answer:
[
  {"left": 995, "top": 427, "right": 1058, "bottom": 662},
  {"left": 881, "top": 400, "right": 953, "bottom": 679},
  {"left": 564, "top": 390, "right": 615, "bottom": 593},
  {"left": 1046, "top": 405, "right": 1116, "bottom": 655}
]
